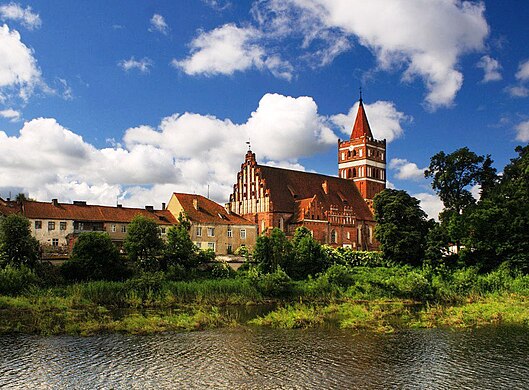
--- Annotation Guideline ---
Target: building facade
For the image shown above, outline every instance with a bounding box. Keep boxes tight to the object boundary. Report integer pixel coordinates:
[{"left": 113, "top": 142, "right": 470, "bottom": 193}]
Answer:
[
  {"left": 227, "top": 98, "right": 386, "bottom": 250},
  {"left": 167, "top": 193, "right": 257, "bottom": 255}
]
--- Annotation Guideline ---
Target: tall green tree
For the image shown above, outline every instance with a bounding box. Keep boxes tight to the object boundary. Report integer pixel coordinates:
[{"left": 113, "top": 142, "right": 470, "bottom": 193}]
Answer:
[
  {"left": 253, "top": 228, "right": 292, "bottom": 274},
  {"left": 288, "top": 227, "right": 328, "bottom": 279},
  {"left": 373, "top": 189, "right": 431, "bottom": 266},
  {"left": 62, "top": 232, "right": 127, "bottom": 281},
  {"left": 164, "top": 213, "right": 201, "bottom": 268},
  {"left": 0, "top": 214, "right": 40, "bottom": 269},
  {"left": 124, "top": 215, "right": 164, "bottom": 271}
]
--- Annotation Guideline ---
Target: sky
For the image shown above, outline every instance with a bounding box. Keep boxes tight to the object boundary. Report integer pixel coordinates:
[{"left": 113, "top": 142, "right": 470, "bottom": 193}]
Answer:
[{"left": 0, "top": 0, "right": 528, "bottom": 220}]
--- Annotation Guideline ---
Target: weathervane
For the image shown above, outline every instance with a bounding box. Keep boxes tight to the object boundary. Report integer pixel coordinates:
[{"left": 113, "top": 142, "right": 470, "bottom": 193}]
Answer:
[{"left": 359, "top": 86, "right": 363, "bottom": 102}]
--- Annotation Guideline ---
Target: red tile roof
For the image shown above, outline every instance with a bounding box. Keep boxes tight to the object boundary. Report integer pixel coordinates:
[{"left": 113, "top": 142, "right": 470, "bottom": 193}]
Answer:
[
  {"left": 256, "top": 165, "right": 374, "bottom": 221},
  {"left": 21, "top": 201, "right": 177, "bottom": 225},
  {"left": 0, "top": 199, "right": 20, "bottom": 216},
  {"left": 172, "top": 193, "right": 256, "bottom": 225},
  {"left": 351, "top": 99, "right": 374, "bottom": 139}
]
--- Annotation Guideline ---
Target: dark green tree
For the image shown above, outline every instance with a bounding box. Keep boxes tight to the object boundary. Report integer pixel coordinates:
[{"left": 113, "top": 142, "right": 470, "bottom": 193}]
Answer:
[
  {"left": 253, "top": 228, "right": 292, "bottom": 274},
  {"left": 373, "top": 189, "right": 431, "bottom": 266},
  {"left": 124, "top": 215, "right": 164, "bottom": 271},
  {"left": 288, "top": 227, "right": 328, "bottom": 279},
  {"left": 0, "top": 214, "right": 40, "bottom": 269},
  {"left": 164, "top": 213, "right": 201, "bottom": 268},
  {"left": 61, "top": 232, "right": 127, "bottom": 281}
]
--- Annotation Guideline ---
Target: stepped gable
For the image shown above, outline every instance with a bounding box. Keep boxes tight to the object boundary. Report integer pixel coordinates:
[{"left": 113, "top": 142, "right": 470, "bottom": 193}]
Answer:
[
  {"left": 21, "top": 200, "right": 177, "bottom": 224},
  {"left": 172, "top": 193, "right": 253, "bottom": 225},
  {"left": 255, "top": 165, "right": 373, "bottom": 220}
]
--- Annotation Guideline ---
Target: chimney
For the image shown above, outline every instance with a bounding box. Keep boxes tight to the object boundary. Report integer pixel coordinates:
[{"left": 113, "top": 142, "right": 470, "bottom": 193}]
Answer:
[
  {"left": 52, "top": 199, "right": 59, "bottom": 206},
  {"left": 117, "top": 204, "right": 123, "bottom": 208},
  {"left": 162, "top": 202, "right": 166, "bottom": 210},
  {"left": 145, "top": 205, "right": 154, "bottom": 212},
  {"left": 322, "top": 180, "right": 329, "bottom": 194},
  {"left": 193, "top": 198, "right": 198, "bottom": 210},
  {"left": 73, "top": 201, "right": 87, "bottom": 206}
]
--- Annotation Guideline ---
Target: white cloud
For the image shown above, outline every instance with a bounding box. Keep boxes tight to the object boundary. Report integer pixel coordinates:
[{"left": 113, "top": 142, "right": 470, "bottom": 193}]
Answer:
[
  {"left": 0, "top": 24, "right": 42, "bottom": 101},
  {"left": 515, "top": 120, "right": 529, "bottom": 142},
  {"left": 476, "top": 55, "right": 502, "bottom": 82},
  {"left": 515, "top": 59, "right": 529, "bottom": 81},
  {"left": 149, "top": 14, "right": 169, "bottom": 35},
  {"left": 0, "top": 3, "right": 41, "bottom": 30},
  {"left": 505, "top": 86, "right": 529, "bottom": 98},
  {"left": 172, "top": 23, "right": 292, "bottom": 80},
  {"left": 0, "top": 108, "right": 20, "bottom": 121},
  {"left": 389, "top": 158, "right": 426, "bottom": 181},
  {"left": 0, "top": 93, "right": 337, "bottom": 207},
  {"left": 414, "top": 192, "right": 443, "bottom": 221},
  {"left": 254, "top": 0, "right": 489, "bottom": 109},
  {"left": 118, "top": 57, "right": 153, "bottom": 73},
  {"left": 331, "top": 100, "right": 410, "bottom": 142},
  {"left": 203, "top": 0, "right": 232, "bottom": 11}
]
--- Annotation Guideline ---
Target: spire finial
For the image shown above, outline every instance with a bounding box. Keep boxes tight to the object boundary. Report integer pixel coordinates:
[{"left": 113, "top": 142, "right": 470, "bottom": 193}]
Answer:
[
  {"left": 359, "top": 86, "right": 363, "bottom": 103},
  {"left": 246, "top": 139, "right": 251, "bottom": 151}
]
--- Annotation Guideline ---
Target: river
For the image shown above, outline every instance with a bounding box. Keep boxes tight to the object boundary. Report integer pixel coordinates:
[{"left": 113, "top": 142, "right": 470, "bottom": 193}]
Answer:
[{"left": 1, "top": 326, "right": 528, "bottom": 389}]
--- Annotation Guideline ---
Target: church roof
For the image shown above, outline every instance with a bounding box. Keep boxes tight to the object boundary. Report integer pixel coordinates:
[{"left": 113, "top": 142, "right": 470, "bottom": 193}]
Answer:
[
  {"left": 256, "top": 165, "right": 373, "bottom": 220},
  {"left": 351, "top": 99, "right": 374, "bottom": 139}
]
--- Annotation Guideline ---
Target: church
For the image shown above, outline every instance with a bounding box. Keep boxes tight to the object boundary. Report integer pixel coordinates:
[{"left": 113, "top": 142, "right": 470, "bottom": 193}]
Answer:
[{"left": 227, "top": 97, "right": 386, "bottom": 250}]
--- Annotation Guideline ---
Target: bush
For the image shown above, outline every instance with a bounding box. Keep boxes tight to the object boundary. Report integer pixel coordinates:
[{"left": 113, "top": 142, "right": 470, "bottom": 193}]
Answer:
[
  {"left": 323, "top": 246, "right": 387, "bottom": 267},
  {"left": 255, "top": 268, "right": 293, "bottom": 298},
  {"left": 0, "top": 265, "right": 40, "bottom": 295},
  {"left": 320, "top": 264, "right": 355, "bottom": 288}
]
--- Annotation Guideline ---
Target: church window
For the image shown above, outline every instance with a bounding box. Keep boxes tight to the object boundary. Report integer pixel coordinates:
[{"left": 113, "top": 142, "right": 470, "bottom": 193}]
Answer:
[
  {"left": 353, "top": 149, "right": 357, "bottom": 157},
  {"left": 331, "top": 230, "right": 337, "bottom": 244},
  {"left": 352, "top": 168, "right": 357, "bottom": 177}
]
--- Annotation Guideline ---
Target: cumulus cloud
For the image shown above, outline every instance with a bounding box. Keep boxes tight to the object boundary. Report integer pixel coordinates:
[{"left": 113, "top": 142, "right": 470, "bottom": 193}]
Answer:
[
  {"left": 331, "top": 100, "right": 410, "bottom": 142},
  {"left": 515, "top": 59, "right": 529, "bottom": 81},
  {"left": 0, "top": 93, "right": 338, "bottom": 207},
  {"left": 172, "top": 23, "right": 293, "bottom": 80},
  {"left": 0, "top": 108, "right": 21, "bottom": 121},
  {"left": 476, "top": 55, "right": 502, "bottom": 82},
  {"left": 253, "top": 0, "right": 489, "bottom": 109},
  {"left": 149, "top": 14, "right": 169, "bottom": 35},
  {"left": 505, "top": 85, "right": 529, "bottom": 98},
  {"left": 0, "top": 2, "right": 41, "bottom": 30},
  {"left": 515, "top": 120, "right": 529, "bottom": 142},
  {"left": 413, "top": 192, "right": 443, "bottom": 221},
  {"left": 0, "top": 24, "right": 42, "bottom": 101},
  {"left": 118, "top": 57, "right": 153, "bottom": 73},
  {"left": 389, "top": 158, "right": 426, "bottom": 181}
]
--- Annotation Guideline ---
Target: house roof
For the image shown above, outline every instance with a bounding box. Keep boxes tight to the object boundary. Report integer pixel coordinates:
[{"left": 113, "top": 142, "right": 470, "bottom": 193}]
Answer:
[
  {"left": 21, "top": 200, "right": 177, "bottom": 225},
  {"left": 351, "top": 99, "right": 374, "bottom": 140},
  {"left": 0, "top": 199, "right": 20, "bottom": 216},
  {"left": 256, "top": 165, "right": 374, "bottom": 220},
  {"left": 172, "top": 193, "right": 255, "bottom": 225}
]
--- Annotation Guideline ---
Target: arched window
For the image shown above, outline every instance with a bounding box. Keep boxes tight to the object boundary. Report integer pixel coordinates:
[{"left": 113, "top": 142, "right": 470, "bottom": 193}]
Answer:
[
  {"left": 353, "top": 149, "right": 357, "bottom": 157},
  {"left": 331, "top": 230, "right": 337, "bottom": 244},
  {"left": 348, "top": 169, "right": 353, "bottom": 178},
  {"left": 352, "top": 168, "right": 357, "bottom": 177}
]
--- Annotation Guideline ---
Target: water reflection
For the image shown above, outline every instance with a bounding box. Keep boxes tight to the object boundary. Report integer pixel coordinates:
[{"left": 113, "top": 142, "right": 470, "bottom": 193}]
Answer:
[{"left": 1, "top": 326, "right": 528, "bottom": 389}]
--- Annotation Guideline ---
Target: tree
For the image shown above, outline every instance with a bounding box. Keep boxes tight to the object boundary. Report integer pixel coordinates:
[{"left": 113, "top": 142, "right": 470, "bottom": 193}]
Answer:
[
  {"left": 373, "top": 189, "right": 431, "bottom": 266},
  {"left": 288, "top": 227, "right": 328, "bottom": 279},
  {"left": 61, "top": 232, "right": 127, "bottom": 281},
  {"left": 253, "top": 228, "right": 292, "bottom": 274},
  {"left": 0, "top": 214, "right": 40, "bottom": 269},
  {"left": 425, "top": 147, "right": 497, "bottom": 252},
  {"left": 124, "top": 215, "right": 164, "bottom": 271},
  {"left": 164, "top": 213, "right": 201, "bottom": 268}
]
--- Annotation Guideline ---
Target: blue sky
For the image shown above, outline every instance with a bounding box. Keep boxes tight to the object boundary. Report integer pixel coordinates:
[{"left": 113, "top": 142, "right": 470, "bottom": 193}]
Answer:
[{"left": 0, "top": 0, "right": 528, "bottom": 219}]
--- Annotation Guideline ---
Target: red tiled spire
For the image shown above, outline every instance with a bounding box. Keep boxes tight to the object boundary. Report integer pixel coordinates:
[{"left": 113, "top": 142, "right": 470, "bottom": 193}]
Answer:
[{"left": 350, "top": 98, "right": 373, "bottom": 140}]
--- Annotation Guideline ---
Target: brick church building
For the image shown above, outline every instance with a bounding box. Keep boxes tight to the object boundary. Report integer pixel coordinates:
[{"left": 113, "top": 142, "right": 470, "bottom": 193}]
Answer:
[{"left": 227, "top": 97, "right": 386, "bottom": 250}]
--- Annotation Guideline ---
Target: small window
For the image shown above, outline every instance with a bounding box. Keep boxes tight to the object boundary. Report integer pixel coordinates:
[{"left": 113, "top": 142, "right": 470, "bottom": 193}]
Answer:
[
  {"left": 121, "top": 225, "right": 126, "bottom": 233},
  {"left": 227, "top": 244, "right": 233, "bottom": 254},
  {"left": 78, "top": 222, "right": 84, "bottom": 231},
  {"left": 207, "top": 227, "right": 215, "bottom": 237},
  {"left": 35, "top": 221, "right": 42, "bottom": 229},
  {"left": 347, "top": 231, "right": 351, "bottom": 240},
  {"left": 196, "top": 227, "right": 202, "bottom": 237},
  {"left": 111, "top": 224, "right": 116, "bottom": 232},
  {"left": 331, "top": 230, "right": 337, "bottom": 244},
  {"left": 60, "top": 222, "right": 67, "bottom": 231},
  {"left": 195, "top": 242, "right": 202, "bottom": 249},
  {"left": 208, "top": 242, "right": 215, "bottom": 250},
  {"left": 160, "top": 227, "right": 166, "bottom": 234},
  {"left": 240, "top": 229, "right": 246, "bottom": 239},
  {"left": 227, "top": 227, "right": 232, "bottom": 237},
  {"left": 52, "top": 238, "right": 59, "bottom": 247},
  {"left": 48, "top": 221, "right": 55, "bottom": 231}
]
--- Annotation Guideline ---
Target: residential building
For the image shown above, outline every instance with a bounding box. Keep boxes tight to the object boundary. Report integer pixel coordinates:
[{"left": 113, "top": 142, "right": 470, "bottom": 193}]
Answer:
[{"left": 167, "top": 193, "right": 257, "bottom": 255}]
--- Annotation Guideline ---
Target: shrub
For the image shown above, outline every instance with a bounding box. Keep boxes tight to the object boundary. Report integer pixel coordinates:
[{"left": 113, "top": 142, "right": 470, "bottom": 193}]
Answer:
[
  {"left": 255, "top": 268, "right": 293, "bottom": 298},
  {"left": 0, "top": 265, "right": 40, "bottom": 295}
]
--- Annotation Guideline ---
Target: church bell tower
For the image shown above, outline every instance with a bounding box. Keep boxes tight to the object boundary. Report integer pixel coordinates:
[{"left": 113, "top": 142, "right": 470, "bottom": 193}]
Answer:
[{"left": 338, "top": 95, "right": 386, "bottom": 207}]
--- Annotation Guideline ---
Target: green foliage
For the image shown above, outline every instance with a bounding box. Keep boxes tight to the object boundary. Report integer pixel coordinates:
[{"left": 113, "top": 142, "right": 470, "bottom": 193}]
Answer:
[
  {"left": 124, "top": 215, "right": 164, "bottom": 271},
  {"left": 61, "top": 232, "right": 127, "bottom": 281},
  {"left": 164, "top": 213, "right": 203, "bottom": 269},
  {"left": 0, "top": 265, "right": 39, "bottom": 295},
  {"left": 253, "top": 228, "right": 292, "bottom": 274},
  {"left": 322, "top": 246, "right": 386, "bottom": 267},
  {"left": 0, "top": 214, "right": 40, "bottom": 269},
  {"left": 373, "top": 189, "right": 430, "bottom": 266},
  {"left": 250, "top": 267, "right": 293, "bottom": 297},
  {"left": 287, "top": 227, "right": 328, "bottom": 279}
]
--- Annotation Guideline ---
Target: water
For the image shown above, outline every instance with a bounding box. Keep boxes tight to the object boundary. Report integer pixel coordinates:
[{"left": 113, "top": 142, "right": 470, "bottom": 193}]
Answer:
[{"left": 1, "top": 326, "right": 528, "bottom": 389}]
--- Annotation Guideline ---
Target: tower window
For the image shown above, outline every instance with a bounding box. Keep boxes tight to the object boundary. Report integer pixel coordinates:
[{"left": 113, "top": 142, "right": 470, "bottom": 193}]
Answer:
[{"left": 352, "top": 168, "right": 357, "bottom": 177}]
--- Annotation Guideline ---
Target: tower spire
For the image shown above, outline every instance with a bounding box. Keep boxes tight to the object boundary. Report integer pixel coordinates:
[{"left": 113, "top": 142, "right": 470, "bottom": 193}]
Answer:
[{"left": 350, "top": 94, "right": 373, "bottom": 140}]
